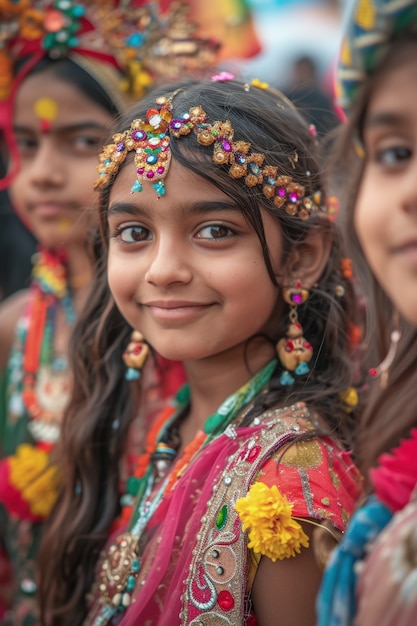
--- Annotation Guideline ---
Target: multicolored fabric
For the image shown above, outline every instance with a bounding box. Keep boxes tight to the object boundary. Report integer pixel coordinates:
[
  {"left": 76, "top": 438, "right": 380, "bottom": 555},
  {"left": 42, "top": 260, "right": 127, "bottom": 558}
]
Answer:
[
  {"left": 355, "top": 494, "right": 417, "bottom": 626},
  {"left": 316, "top": 429, "right": 417, "bottom": 626},
  {"left": 336, "top": 0, "right": 417, "bottom": 113},
  {"left": 85, "top": 404, "right": 360, "bottom": 626}
]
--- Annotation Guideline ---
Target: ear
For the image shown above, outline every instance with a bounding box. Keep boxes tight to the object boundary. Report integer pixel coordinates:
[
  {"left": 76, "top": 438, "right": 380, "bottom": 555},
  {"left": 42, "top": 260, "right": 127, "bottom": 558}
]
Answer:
[{"left": 282, "top": 224, "right": 332, "bottom": 289}]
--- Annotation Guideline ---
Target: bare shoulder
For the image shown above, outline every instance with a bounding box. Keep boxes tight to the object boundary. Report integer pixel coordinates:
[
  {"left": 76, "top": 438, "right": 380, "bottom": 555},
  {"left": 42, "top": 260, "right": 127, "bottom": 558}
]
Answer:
[{"left": 0, "top": 290, "right": 31, "bottom": 371}]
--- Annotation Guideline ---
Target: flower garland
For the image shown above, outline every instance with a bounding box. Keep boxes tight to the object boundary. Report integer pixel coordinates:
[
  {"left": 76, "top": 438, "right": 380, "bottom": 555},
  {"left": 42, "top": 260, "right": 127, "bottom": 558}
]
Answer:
[
  {"left": 0, "top": 247, "right": 74, "bottom": 521},
  {"left": 235, "top": 482, "right": 309, "bottom": 561}
]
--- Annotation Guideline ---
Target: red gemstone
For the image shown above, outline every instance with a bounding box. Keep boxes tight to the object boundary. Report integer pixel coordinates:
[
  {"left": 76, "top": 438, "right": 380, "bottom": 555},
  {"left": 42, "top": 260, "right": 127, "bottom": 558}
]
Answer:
[
  {"left": 304, "top": 342, "right": 312, "bottom": 349},
  {"left": 133, "top": 346, "right": 142, "bottom": 354},
  {"left": 247, "top": 445, "right": 261, "bottom": 462},
  {"left": 285, "top": 341, "right": 294, "bottom": 352},
  {"left": 218, "top": 590, "right": 234, "bottom": 611},
  {"left": 369, "top": 368, "right": 378, "bottom": 377}
]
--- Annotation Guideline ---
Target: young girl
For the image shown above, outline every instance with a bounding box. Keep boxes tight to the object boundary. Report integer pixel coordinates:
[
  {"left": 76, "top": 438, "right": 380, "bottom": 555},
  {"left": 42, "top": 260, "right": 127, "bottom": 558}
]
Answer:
[
  {"left": 38, "top": 77, "right": 360, "bottom": 626},
  {"left": 0, "top": 1, "right": 213, "bottom": 622},
  {"left": 317, "top": 1, "right": 417, "bottom": 625}
]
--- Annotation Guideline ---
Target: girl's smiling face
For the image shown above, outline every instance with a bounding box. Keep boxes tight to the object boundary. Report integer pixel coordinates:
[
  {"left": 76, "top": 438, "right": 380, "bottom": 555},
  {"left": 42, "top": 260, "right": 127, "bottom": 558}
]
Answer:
[
  {"left": 355, "top": 55, "right": 417, "bottom": 325},
  {"left": 107, "top": 158, "right": 285, "bottom": 364}
]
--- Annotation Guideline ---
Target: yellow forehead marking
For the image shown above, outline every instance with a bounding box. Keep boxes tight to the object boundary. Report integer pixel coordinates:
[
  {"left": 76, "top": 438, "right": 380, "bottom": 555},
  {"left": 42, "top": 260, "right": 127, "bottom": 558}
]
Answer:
[
  {"left": 58, "top": 218, "right": 72, "bottom": 233},
  {"left": 34, "top": 97, "right": 59, "bottom": 121}
]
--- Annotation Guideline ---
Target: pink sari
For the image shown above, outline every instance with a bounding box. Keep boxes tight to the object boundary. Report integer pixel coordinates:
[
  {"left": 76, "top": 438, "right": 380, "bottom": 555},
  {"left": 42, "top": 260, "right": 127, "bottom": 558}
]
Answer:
[{"left": 86, "top": 405, "right": 360, "bottom": 625}]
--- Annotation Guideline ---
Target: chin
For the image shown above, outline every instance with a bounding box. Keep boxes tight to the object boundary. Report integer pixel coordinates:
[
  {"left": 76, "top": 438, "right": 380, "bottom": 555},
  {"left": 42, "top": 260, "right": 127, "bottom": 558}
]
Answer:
[
  {"left": 148, "top": 340, "right": 211, "bottom": 363},
  {"left": 35, "top": 229, "right": 83, "bottom": 251}
]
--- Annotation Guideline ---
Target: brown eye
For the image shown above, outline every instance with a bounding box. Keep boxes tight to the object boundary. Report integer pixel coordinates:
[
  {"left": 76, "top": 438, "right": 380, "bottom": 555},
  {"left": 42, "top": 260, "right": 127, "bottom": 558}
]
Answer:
[
  {"left": 377, "top": 145, "right": 411, "bottom": 166},
  {"left": 118, "top": 226, "right": 151, "bottom": 243},
  {"left": 197, "top": 224, "right": 234, "bottom": 239}
]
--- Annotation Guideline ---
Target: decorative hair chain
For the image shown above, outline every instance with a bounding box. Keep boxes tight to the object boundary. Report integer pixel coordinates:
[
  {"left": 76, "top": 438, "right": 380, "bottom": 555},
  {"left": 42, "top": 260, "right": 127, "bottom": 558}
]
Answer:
[{"left": 94, "top": 94, "right": 324, "bottom": 220}]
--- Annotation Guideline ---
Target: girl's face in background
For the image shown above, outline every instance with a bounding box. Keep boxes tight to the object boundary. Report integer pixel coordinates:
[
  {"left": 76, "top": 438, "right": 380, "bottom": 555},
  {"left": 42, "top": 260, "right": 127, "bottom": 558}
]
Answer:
[
  {"left": 355, "top": 56, "right": 417, "bottom": 325},
  {"left": 9, "top": 69, "right": 113, "bottom": 250}
]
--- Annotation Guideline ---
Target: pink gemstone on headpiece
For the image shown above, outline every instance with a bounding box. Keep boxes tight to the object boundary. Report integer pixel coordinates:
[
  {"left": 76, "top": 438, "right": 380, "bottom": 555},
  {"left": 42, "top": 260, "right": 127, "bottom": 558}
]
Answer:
[
  {"left": 222, "top": 140, "right": 232, "bottom": 152},
  {"left": 146, "top": 171, "right": 155, "bottom": 179},
  {"left": 291, "top": 293, "right": 302, "bottom": 304},
  {"left": 277, "top": 187, "right": 286, "bottom": 197},
  {"left": 289, "top": 192, "right": 299, "bottom": 203},
  {"left": 137, "top": 167, "right": 145, "bottom": 174},
  {"left": 157, "top": 166, "right": 165, "bottom": 174}
]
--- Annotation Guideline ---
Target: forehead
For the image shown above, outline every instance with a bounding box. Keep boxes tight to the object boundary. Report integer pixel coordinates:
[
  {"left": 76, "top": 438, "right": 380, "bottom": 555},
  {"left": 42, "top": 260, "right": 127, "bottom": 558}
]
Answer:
[
  {"left": 14, "top": 71, "right": 112, "bottom": 128},
  {"left": 366, "top": 55, "right": 417, "bottom": 117},
  {"left": 109, "top": 156, "right": 233, "bottom": 209}
]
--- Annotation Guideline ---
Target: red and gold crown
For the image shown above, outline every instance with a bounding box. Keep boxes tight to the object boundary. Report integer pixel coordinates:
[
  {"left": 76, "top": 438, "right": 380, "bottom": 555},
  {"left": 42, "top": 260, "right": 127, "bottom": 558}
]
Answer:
[{"left": 0, "top": 0, "right": 224, "bottom": 103}]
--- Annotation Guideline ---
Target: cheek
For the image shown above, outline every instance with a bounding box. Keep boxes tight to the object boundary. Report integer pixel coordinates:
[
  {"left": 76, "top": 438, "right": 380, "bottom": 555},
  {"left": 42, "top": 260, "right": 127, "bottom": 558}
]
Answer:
[
  {"left": 354, "top": 185, "right": 379, "bottom": 263},
  {"left": 8, "top": 171, "right": 27, "bottom": 213},
  {"left": 107, "top": 250, "right": 138, "bottom": 311}
]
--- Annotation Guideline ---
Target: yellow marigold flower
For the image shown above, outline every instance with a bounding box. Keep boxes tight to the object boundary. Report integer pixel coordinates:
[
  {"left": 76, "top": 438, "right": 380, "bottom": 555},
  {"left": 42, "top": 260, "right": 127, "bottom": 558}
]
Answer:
[
  {"left": 9, "top": 444, "right": 59, "bottom": 518},
  {"left": 235, "top": 481, "right": 309, "bottom": 561}
]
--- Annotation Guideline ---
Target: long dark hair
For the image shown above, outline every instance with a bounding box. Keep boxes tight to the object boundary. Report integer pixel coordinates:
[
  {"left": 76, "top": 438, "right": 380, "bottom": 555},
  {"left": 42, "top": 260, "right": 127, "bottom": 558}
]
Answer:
[
  {"left": 327, "top": 32, "right": 417, "bottom": 484},
  {"left": 39, "top": 78, "right": 359, "bottom": 624}
]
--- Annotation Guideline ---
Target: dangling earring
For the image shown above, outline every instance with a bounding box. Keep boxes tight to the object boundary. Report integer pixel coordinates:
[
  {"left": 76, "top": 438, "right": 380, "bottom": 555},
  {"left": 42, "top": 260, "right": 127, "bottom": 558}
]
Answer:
[
  {"left": 369, "top": 311, "right": 401, "bottom": 389},
  {"left": 123, "top": 330, "right": 150, "bottom": 380},
  {"left": 276, "top": 281, "right": 313, "bottom": 386}
]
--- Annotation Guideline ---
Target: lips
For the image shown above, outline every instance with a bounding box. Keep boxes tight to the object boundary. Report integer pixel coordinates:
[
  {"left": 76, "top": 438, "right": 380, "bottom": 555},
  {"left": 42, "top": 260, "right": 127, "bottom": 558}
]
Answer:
[
  {"left": 144, "top": 300, "right": 210, "bottom": 308},
  {"left": 143, "top": 300, "right": 213, "bottom": 322},
  {"left": 30, "top": 202, "right": 76, "bottom": 218}
]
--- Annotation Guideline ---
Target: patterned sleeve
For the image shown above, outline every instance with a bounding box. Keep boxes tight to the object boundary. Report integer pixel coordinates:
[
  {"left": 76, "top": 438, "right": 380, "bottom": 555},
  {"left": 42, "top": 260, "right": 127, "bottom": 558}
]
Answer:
[{"left": 253, "top": 436, "right": 360, "bottom": 532}]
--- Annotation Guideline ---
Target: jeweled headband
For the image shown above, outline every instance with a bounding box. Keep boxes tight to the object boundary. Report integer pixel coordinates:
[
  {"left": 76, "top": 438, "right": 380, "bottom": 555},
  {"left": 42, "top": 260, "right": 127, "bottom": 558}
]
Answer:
[{"left": 94, "top": 90, "right": 325, "bottom": 221}]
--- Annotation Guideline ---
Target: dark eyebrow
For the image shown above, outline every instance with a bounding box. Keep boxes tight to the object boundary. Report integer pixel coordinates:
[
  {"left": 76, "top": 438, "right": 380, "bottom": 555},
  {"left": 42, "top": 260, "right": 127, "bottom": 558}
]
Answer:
[
  {"left": 13, "top": 122, "right": 108, "bottom": 134},
  {"left": 107, "top": 200, "right": 240, "bottom": 219},
  {"left": 365, "top": 111, "right": 407, "bottom": 130}
]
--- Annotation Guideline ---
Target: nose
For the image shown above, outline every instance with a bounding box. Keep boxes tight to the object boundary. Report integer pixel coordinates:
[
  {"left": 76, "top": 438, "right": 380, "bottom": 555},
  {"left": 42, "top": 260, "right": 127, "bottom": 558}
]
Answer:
[
  {"left": 145, "top": 234, "right": 192, "bottom": 288},
  {"left": 27, "top": 137, "right": 66, "bottom": 188}
]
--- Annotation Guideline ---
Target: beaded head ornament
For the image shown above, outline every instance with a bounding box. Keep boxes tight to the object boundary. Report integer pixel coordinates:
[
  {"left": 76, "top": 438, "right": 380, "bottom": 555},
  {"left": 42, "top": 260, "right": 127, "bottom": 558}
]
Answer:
[
  {"left": 336, "top": 0, "right": 417, "bottom": 114},
  {"left": 94, "top": 85, "right": 325, "bottom": 220},
  {"left": 0, "top": 0, "right": 221, "bottom": 189}
]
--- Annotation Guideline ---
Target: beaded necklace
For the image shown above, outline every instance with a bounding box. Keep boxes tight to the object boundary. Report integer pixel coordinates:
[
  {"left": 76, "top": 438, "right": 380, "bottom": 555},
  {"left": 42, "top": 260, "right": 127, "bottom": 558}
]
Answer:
[
  {"left": 94, "top": 359, "right": 277, "bottom": 624},
  {"left": 21, "top": 248, "right": 75, "bottom": 444}
]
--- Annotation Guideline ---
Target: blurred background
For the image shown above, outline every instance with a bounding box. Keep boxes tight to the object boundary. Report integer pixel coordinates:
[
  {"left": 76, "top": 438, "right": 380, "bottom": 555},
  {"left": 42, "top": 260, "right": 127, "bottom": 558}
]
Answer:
[{"left": 0, "top": 0, "right": 351, "bottom": 301}]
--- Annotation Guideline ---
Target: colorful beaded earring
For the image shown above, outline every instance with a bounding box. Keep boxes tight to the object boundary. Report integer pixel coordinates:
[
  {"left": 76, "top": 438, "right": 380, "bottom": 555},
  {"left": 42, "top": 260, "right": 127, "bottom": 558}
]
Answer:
[
  {"left": 123, "top": 331, "right": 150, "bottom": 381},
  {"left": 276, "top": 281, "right": 313, "bottom": 385}
]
